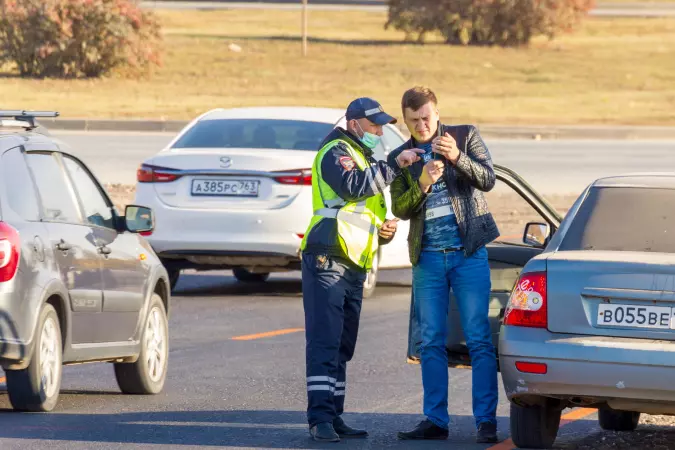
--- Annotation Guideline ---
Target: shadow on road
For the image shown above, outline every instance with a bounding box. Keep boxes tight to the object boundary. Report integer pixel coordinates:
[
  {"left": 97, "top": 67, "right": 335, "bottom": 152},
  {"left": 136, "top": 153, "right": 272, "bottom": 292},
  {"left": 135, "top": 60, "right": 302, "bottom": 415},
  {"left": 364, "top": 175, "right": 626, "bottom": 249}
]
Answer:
[
  {"left": 173, "top": 273, "right": 303, "bottom": 298},
  {"left": 172, "top": 271, "right": 410, "bottom": 298},
  {"left": 0, "top": 407, "right": 521, "bottom": 448}
]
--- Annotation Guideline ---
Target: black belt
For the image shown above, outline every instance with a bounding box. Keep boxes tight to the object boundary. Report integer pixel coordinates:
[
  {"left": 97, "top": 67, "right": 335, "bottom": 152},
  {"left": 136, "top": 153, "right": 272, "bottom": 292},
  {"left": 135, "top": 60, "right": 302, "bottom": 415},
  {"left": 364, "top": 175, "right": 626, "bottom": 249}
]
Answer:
[{"left": 427, "top": 247, "right": 464, "bottom": 253}]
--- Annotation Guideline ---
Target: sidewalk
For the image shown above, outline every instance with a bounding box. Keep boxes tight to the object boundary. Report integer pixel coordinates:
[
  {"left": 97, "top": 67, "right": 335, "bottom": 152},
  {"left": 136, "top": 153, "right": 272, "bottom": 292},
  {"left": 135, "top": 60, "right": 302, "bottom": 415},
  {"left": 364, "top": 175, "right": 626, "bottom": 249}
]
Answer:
[{"left": 38, "top": 117, "right": 675, "bottom": 140}]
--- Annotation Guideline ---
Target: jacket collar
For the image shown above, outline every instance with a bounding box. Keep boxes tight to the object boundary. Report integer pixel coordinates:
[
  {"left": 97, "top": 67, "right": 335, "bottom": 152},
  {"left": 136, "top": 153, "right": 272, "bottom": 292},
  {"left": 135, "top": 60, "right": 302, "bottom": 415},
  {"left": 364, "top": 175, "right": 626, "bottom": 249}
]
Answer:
[{"left": 407, "top": 121, "right": 444, "bottom": 149}]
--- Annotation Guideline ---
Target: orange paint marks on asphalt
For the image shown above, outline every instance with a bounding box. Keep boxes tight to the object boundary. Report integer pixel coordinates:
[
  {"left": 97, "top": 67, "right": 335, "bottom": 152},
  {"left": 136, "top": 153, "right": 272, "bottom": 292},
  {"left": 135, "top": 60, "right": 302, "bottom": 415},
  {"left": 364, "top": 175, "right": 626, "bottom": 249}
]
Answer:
[
  {"left": 231, "top": 328, "right": 304, "bottom": 341},
  {"left": 560, "top": 407, "right": 596, "bottom": 426},
  {"left": 487, "top": 407, "right": 596, "bottom": 450},
  {"left": 0, "top": 376, "right": 5, "bottom": 384}
]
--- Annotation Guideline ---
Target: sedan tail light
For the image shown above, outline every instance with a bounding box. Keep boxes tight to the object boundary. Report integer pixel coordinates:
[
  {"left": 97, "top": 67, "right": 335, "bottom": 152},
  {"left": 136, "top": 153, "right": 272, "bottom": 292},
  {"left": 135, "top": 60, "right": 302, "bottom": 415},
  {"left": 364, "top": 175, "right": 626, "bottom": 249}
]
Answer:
[
  {"left": 137, "top": 164, "right": 181, "bottom": 183},
  {"left": 272, "top": 169, "right": 312, "bottom": 186},
  {"left": 0, "top": 222, "right": 21, "bottom": 282},
  {"left": 504, "top": 272, "right": 548, "bottom": 328}
]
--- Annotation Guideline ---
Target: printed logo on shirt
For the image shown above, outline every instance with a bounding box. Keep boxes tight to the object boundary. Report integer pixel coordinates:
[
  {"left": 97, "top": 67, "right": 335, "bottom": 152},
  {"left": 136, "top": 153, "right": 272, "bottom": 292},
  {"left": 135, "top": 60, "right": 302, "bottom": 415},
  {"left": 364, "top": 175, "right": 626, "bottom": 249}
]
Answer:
[{"left": 339, "top": 156, "right": 355, "bottom": 171}]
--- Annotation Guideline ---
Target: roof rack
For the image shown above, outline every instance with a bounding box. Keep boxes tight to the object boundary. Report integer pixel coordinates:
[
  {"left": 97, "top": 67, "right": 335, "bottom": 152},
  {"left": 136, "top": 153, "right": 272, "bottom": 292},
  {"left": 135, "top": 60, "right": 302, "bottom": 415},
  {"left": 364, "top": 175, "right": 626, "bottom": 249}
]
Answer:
[{"left": 0, "top": 110, "right": 59, "bottom": 130}]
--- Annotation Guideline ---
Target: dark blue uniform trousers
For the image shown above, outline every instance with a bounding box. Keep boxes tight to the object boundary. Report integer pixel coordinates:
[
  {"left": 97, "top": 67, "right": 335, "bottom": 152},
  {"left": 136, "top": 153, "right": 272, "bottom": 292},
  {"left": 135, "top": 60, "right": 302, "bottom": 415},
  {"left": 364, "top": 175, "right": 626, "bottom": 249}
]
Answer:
[{"left": 302, "top": 252, "right": 366, "bottom": 427}]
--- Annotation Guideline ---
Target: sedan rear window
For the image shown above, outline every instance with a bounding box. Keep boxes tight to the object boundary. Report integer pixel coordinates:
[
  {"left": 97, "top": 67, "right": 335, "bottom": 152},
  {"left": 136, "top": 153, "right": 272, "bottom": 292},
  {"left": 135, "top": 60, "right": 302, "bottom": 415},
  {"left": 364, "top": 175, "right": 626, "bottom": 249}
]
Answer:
[
  {"left": 560, "top": 187, "right": 675, "bottom": 253},
  {"left": 172, "top": 119, "right": 334, "bottom": 151}
]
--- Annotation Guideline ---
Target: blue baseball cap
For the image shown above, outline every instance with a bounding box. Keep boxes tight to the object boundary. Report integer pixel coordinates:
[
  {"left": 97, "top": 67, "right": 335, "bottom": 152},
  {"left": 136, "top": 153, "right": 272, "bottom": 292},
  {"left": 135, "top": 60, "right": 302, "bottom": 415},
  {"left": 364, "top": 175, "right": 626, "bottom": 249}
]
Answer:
[{"left": 345, "top": 97, "right": 397, "bottom": 125}]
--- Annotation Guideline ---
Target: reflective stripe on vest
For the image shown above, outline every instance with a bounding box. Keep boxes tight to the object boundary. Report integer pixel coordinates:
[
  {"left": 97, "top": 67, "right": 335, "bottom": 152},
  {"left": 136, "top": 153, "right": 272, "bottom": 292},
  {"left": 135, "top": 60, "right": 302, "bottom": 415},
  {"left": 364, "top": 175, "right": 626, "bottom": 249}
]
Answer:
[{"left": 300, "top": 139, "right": 387, "bottom": 270}]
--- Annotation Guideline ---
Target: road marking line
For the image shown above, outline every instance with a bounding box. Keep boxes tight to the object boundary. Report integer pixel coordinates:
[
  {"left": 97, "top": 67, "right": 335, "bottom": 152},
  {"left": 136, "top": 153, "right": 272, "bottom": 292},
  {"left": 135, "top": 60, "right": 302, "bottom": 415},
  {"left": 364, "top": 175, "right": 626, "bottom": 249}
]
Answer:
[
  {"left": 487, "top": 407, "right": 596, "bottom": 450},
  {"left": 231, "top": 328, "right": 304, "bottom": 341}
]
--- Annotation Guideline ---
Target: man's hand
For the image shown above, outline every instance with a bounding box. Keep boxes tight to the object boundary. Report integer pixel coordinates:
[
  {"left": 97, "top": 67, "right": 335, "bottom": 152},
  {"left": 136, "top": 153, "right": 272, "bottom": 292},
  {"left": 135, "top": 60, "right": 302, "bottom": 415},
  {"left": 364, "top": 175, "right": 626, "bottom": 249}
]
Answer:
[
  {"left": 378, "top": 218, "right": 399, "bottom": 240},
  {"left": 419, "top": 160, "right": 445, "bottom": 192},
  {"left": 395, "top": 148, "right": 424, "bottom": 168},
  {"left": 432, "top": 132, "right": 460, "bottom": 164}
]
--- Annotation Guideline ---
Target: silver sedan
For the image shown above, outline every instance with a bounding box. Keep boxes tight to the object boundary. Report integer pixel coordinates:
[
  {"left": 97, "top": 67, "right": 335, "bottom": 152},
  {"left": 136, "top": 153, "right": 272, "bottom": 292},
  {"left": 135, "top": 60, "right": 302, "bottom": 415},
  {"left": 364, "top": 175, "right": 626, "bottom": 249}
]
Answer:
[{"left": 499, "top": 173, "right": 675, "bottom": 448}]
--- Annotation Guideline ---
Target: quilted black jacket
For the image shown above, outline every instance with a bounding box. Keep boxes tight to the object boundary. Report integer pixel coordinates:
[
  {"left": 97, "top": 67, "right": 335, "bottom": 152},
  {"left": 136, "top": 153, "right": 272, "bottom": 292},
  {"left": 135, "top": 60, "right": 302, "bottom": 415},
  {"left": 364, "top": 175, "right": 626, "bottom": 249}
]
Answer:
[{"left": 387, "top": 124, "right": 500, "bottom": 265}]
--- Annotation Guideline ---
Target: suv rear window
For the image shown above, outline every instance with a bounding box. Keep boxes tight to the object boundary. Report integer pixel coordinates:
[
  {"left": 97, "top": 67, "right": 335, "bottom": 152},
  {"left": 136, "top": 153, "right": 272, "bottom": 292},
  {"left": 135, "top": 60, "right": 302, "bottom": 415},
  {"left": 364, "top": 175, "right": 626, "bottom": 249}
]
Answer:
[
  {"left": 560, "top": 186, "right": 675, "bottom": 253},
  {"left": 1, "top": 148, "right": 40, "bottom": 221},
  {"left": 171, "top": 119, "right": 333, "bottom": 151}
]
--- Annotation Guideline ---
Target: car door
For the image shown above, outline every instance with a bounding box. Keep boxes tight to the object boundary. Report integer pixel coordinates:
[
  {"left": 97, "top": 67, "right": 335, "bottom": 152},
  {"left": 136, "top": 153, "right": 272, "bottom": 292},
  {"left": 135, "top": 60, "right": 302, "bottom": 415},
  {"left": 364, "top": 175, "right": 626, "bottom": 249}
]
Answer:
[
  {"left": 406, "top": 164, "right": 563, "bottom": 367},
  {"left": 62, "top": 154, "right": 148, "bottom": 342},
  {"left": 24, "top": 151, "right": 105, "bottom": 344}
]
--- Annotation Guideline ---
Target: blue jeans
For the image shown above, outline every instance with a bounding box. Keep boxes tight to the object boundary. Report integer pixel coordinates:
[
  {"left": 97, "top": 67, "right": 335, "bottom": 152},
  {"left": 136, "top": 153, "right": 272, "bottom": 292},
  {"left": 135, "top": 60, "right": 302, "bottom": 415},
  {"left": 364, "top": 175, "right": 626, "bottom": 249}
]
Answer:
[{"left": 413, "top": 247, "right": 497, "bottom": 429}]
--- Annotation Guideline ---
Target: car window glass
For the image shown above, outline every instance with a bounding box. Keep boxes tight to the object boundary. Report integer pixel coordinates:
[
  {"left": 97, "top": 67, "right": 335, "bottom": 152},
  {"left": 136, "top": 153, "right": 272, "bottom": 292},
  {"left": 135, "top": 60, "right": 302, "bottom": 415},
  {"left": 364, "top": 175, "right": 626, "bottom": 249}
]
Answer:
[
  {"left": 25, "top": 153, "right": 80, "bottom": 223},
  {"left": 1, "top": 148, "right": 40, "bottom": 221},
  {"left": 63, "top": 156, "right": 114, "bottom": 229},
  {"left": 485, "top": 181, "right": 551, "bottom": 246},
  {"left": 172, "top": 119, "right": 334, "bottom": 151},
  {"left": 560, "top": 186, "right": 675, "bottom": 253}
]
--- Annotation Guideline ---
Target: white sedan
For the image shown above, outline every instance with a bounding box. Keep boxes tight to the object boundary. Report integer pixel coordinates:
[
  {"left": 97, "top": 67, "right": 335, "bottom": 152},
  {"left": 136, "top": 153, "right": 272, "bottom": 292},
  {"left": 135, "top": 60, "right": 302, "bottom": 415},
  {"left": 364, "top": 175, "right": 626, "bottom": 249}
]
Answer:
[{"left": 134, "top": 107, "right": 412, "bottom": 297}]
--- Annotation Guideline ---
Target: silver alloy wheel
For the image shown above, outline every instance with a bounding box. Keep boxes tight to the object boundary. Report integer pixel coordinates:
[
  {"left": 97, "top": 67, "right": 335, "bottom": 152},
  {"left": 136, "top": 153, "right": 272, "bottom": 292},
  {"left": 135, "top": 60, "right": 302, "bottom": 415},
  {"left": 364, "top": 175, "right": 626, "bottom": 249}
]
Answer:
[
  {"left": 364, "top": 251, "right": 379, "bottom": 292},
  {"left": 40, "top": 317, "right": 60, "bottom": 399},
  {"left": 145, "top": 306, "right": 167, "bottom": 383}
]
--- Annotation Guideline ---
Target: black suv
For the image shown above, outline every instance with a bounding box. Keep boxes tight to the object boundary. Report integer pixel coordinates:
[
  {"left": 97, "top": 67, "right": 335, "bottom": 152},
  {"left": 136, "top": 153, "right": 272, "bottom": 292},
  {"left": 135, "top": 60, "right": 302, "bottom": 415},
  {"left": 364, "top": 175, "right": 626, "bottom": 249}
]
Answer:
[{"left": 0, "top": 110, "right": 170, "bottom": 412}]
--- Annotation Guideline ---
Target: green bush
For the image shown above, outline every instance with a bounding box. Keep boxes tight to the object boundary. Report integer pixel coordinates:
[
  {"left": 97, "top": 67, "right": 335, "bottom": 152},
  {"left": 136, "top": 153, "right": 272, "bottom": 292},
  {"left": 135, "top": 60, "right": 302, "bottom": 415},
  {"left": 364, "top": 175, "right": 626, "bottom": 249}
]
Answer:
[
  {"left": 385, "top": 0, "right": 595, "bottom": 47},
  {"left": 0, "top": 0, "right": 162, "bottom": 78}
]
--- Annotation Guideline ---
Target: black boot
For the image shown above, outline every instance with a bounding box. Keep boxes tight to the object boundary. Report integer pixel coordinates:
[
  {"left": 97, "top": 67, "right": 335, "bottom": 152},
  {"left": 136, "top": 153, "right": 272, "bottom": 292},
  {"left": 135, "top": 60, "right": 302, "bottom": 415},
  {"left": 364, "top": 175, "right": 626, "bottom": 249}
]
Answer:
[
  {"left": 476, "top": 421, "right": 498, "bottom": 444},
  {"left": 397, "top": 419, "right": 449, "bottom": 440},
  {"left": 333, "top": 416, "right": 368, "bottom": 438},
  {"left": 309, "top": 422, "right": 340, "bottom": 442}
]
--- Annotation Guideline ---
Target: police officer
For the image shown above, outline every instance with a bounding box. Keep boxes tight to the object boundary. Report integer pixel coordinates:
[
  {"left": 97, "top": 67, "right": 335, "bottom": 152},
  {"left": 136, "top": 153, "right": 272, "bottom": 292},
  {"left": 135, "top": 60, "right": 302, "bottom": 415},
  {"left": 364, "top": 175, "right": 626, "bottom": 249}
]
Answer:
[{"left": 300, "top": 98, "right": 423, "bottom": 442}]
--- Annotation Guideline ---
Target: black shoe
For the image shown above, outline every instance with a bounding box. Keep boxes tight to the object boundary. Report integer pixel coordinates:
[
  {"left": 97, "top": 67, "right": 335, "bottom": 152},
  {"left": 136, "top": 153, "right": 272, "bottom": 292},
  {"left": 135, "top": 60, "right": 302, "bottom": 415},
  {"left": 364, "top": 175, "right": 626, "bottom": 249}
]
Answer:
[
  {"left": 397, "top": 419, "right": 449, "bottom": 440},
  {"left": 333, "top": 416, "right": 368, "bottom": 438},
  {"left": 476, "top": 421, "right": 498, "bottom": 444},
  {"left": 309, "top": 422, "right": 340, "bottom": 442}
]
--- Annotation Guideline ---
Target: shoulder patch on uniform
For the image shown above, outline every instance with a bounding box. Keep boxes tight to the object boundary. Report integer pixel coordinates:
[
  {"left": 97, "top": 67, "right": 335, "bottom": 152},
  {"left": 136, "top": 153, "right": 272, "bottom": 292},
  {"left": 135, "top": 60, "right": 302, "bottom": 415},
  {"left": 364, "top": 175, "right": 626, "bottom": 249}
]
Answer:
[{"left": 339, "top": 156, "right": 355, "bottom": 171}]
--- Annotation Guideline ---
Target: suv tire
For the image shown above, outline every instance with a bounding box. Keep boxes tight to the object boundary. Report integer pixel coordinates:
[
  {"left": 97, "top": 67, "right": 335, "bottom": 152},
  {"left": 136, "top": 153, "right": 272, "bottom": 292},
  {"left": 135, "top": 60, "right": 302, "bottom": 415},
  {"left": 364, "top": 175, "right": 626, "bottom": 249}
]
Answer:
[
  {"left": 6, "top": 303, "right": 63, "bottom": 412},
  {"left": 114, "top": 294, "right": 168, "bottom": 395}
]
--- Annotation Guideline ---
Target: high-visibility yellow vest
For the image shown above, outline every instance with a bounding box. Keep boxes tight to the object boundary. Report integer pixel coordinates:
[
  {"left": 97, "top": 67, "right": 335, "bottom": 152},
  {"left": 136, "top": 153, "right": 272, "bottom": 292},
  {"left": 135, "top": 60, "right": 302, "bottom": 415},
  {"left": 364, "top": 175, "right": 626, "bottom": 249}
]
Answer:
[{"left": 300, "top": 139, "right": 387, "bottom": 271}]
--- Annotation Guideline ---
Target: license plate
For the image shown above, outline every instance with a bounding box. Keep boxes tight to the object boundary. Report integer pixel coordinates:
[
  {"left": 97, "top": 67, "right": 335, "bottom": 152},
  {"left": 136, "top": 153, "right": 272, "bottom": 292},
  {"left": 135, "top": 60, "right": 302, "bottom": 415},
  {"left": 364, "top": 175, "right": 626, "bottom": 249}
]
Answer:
[
  {"left": 597, "top": 304, "right": 675, "bottom": 330},
  {"left": 191, "top": 179, "right": 259, "bottom": 197}
]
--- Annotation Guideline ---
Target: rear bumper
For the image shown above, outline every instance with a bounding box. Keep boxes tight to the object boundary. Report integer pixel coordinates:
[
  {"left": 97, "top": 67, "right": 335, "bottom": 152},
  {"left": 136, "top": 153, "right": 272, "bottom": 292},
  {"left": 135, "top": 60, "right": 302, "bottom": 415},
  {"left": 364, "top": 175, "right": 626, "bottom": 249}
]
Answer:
[
  {"left": 136, "top": 189, "right": 311, "bottom": 264},
  {"left": 158, "top": 250, "right": 301, "bottom": 271},
  {"left": 499, "top": 325, "right": 675, "bottom": 407}
]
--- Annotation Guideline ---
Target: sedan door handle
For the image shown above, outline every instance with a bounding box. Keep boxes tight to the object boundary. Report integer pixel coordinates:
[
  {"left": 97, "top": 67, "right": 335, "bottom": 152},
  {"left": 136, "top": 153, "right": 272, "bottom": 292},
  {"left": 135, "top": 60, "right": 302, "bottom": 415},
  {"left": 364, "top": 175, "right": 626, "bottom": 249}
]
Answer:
[
  {"left": 98, "top": 246, "right": 112, "bottom": 255},
  {"left": 56, "top": 240, "right": 72, "bottom": 251}
]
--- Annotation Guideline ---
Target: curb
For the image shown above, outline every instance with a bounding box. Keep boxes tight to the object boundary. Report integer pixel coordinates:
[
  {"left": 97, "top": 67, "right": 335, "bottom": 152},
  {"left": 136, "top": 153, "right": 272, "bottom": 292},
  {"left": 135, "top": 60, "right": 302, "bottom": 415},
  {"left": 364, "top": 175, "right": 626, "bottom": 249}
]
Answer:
[{"left": 40, "top": 118, "right": 675, "bottom": 140}]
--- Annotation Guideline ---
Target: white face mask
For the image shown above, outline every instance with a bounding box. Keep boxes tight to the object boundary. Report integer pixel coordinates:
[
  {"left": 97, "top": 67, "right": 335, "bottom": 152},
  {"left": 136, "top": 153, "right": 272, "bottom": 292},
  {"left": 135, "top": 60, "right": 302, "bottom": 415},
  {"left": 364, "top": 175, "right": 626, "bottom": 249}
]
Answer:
[{"left": 354, "top": 121, "right": 381, "bottom": 149}]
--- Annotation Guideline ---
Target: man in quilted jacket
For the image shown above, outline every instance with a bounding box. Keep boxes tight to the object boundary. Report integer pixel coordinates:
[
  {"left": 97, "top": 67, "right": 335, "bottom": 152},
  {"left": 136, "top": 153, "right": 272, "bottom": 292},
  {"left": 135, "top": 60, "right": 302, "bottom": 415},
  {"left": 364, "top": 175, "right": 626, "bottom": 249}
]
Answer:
[{"left": 389, "top": 86, "right": 500, "bottom": 444}]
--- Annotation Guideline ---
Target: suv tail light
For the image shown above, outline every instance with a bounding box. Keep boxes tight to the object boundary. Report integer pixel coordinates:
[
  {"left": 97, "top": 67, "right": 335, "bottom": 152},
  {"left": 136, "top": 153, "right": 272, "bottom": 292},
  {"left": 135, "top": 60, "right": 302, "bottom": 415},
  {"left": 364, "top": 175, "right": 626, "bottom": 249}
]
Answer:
[
  {"left": 272, "top": 169, "right": 312, "bottom": 186},
  {"left": 504, "top": 272, "right": 547, "bottom": 328},
  {"left": 0, "top": 222, "right": 21, "bottom": 282},
  {"left": 137, "top": 164, "right": 181, "bottom": 183}
]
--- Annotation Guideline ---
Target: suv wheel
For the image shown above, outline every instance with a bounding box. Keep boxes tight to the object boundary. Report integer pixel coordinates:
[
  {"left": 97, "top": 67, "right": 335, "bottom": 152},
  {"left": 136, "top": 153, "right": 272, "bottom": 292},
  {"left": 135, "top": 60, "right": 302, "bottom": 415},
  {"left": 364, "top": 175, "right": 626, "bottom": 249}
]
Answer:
[
  {"left": 510, "top": 401, "right": 561, "bottom": 449},
  {"left": 598, "top": 408, "right": 640, "bottom": 431},
  {"left": 362, "top": 251, "right": 379, "bottom": 299},
  {"left": 6, "top": 303, "right": 63, "bottom": 412},
  {"left": 233, "top": 268, "right": 270, "bottom": 283},
  {"left": 114, "top": 294, "right": 168, "bottom": 394}
]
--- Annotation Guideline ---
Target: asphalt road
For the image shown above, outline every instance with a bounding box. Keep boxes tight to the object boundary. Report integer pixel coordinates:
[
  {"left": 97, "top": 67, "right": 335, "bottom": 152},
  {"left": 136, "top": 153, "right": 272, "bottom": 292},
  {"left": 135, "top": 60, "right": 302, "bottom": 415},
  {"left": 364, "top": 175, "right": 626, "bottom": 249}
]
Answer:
[
  {"left": 141, "top": 0, "right": 675, "bottom": 16},
  {"left": 51, "top": 130, "right": 675, "bottom": 195},
  {"left": 0, "top": 270, "right": 607, "bottom": 449}
]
